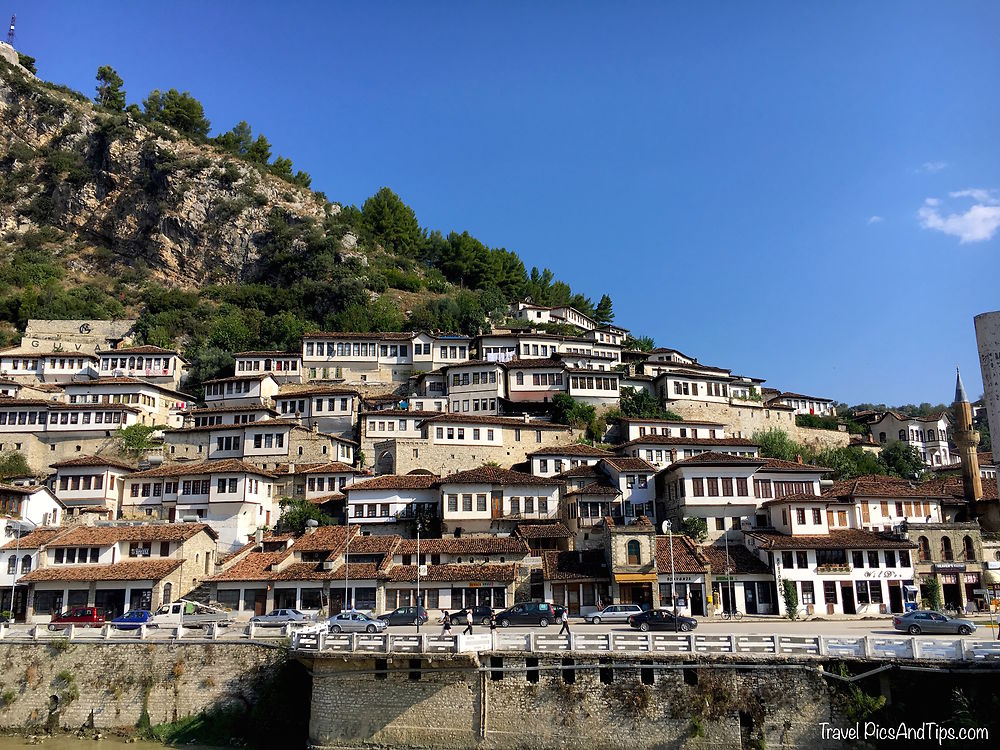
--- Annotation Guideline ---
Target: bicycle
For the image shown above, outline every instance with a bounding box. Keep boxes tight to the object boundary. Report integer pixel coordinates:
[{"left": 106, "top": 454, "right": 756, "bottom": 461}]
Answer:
[{"left": 721, "top": 609, "right": 743, "bottom": 621}]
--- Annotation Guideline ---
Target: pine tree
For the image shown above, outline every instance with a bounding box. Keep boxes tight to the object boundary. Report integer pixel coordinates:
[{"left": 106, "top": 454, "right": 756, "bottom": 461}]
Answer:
[
  {"left": 595, "top": 293, "right": 614, "bottom": 324},
  {"left": 95, "top": 65, "right": 126, "bottom": 111}
]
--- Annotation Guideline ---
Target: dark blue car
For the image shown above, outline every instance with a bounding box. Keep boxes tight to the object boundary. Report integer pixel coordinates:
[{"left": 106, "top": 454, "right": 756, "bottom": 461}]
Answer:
[{"left": 111, "top": 609, "right": 153, "bottom": 630}]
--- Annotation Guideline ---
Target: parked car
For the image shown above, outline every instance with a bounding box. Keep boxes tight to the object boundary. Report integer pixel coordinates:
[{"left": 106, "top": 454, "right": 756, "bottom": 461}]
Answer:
[
  {"left": 893, "top": 610, "right": 976, "bottom": 635},
  {"left": 378, "top": 606, "right": 429, "bottom": 626},
  {"left": 494, "top": 602, "right": 564, "bottom": 628},
  {"left": 48, "top": 606, "right": 106, "bottom": 631},
  {"left": 628, "top": 609, "right": 698, "bottom": 632},
  {"left": 250, "top": 609, "right": 312, "bottom": 627},
  {"left": 150, "top": 599, "right": 232, "bottom": 628},
  {"left": 110, "top": 610, "right": 153, "bottom": 630},
  {"left": 450, "top": 606, "right": 493, "bottom": 626},
  {"left": 584, "top": 604, "right": 643, "bottom": 624},
  {"left": 327, "top": 610, "right": 388, "bottom": 634}
]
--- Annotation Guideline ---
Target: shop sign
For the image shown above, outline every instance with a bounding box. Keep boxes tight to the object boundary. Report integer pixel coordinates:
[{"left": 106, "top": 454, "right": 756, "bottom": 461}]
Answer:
[
  {"left": 862, "top": 570, "right": 904, "bottom": 579},
  {"left": 932, "top": 563, "right": 966, "bottom": 572}
]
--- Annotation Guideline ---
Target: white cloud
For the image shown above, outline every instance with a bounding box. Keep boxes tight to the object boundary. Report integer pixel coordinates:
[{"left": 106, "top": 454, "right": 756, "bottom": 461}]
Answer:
[
  {"left": 915, "top": 161, "right": 949, "bottom": 174},
  {"left": 867, "top": 215, "right": 883, "bottom": 224},
  {"left": 918, "top": 188, "right": 1000, "bottom": 243}
]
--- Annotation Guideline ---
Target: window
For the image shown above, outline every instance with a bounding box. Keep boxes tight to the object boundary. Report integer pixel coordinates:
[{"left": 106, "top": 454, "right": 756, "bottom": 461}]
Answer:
[
  {"left": 795, "top": 508, "right": 806, "bottom": 525},
  {"left": 447, "top": 495, "right": 458, "bottom": 512},
  {"left": 692, "top": 478, "right": 704, "bottom": 497},
  {"left": 795, "top": 551, "right": 808, "bottom": 568},
  {"left": 964, "top": 536, "right": 976, "bottom": 561},
  {"left": 721, "top": 477, "right": 733, "bottom": 496},
  {"left": 800, "top": 581, "right": 815, "bottom": 605},
  {"left": 812, "top": 508, "right": 821, "bottom": 524},
  {"left": 6, "top": 556, "right": 14, "bottom": 574},
  {"left": 899, "top": 550, "right": 911, "bottom": 567},
  {"left": 476, "top": 494, "right": 487, "bottom": 512},
  {"left": 715, "top": 517, "right": 725, "bottom": 531},
  {"left": 462, "top": 494, "right": 473, "bottom": 512},
  {"left": 626, "top": 540, "right": 641, "bottom": 566},
  {"left": 941, "top": 536, "right": 953, "bottom": 561},
  {"left": 707, "top": 478, "right": 719, "bottom": 496},
  {"left": 855, "top": 581, "right": 870, "bottom": 605},
  {"left": 867, "top": 551, "right": 879, "bottom": 568},
  {"left": 736, "top": 478, "right": 748, "bottom": 496},
  {"left": 824, "top": 581, "right": 838, "bottom": 604},
  {"left": 885, "top": 551, "right": 896, "bottom": 567}
]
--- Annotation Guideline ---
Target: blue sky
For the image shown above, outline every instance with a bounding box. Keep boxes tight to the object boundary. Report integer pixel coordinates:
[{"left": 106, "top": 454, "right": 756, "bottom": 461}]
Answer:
[{"left": 13, "top": 2, "right": 1000, "bottom": 405}]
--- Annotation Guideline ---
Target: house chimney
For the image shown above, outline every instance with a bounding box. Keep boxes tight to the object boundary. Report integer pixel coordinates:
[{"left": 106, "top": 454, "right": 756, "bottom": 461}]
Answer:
[
  {"left": 795, "top": 454, "right": 803, "bottom": 464},
  {"left": 305, "top": 519, "right": 318, "bottom": 535},
  {"left": 522, "top": 413, "right": 530, "bottom": 424},
  {"left": 288, "top": 463, "right": 295, "bottom": 474}
]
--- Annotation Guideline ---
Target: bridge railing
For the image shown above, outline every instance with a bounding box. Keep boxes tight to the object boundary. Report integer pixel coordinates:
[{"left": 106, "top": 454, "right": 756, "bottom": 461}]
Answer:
[{"left": 288, "top": 629, "right": 1000, "bottom": 662}]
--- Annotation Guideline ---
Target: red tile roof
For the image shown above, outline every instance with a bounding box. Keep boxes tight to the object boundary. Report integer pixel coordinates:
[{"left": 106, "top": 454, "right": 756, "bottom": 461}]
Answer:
[
  {"left": 542, "top": 550, "right": 609, "bottom": 581},
  {"left": 527, "top": 444, "right": 613, "bottom": 458},
  {"left": 394, "top": 537, "right": 529, "bottom": 555},
  {"left": 49, "top": 455, "right": 136, "bottom": 471},
  {"left": 600, "top": 457, "right": 657, "bottom": 473},
  {"left": 385, "top": 563, "right": 516, "bottom": 583},
  {"left": 128, "top": 459, "right": 277, "bottom": 479},
  {"left": 287, "top": 525, "right": 353, "bottom": 553},
  {"left": 20, "top": 559, "right": 183, "bottom": 583},
  {"left": 46, "top": 523, "right": 217, "bottom": 546},
  {"left": 699, "top": 544, "right": 771, "bottom": 575},
  {"left": 208, "top": 551, "right": 289, "bottom": 581},
  {"left": 0, "top": 527, "right": 63, "bottom": 550},
  {"left": 825, "top": 476, "right": 952, "bottom": 499},
  {"left": 563, "top": 482, "right": 621, "bottom": 498},
  {"left": 515, "top": 522, "right": 573, "bottom": 539},
  {"left": 746, "top": 529, "right": 917, "bottom": 551},
  {"left": 654, "top": 535, "right": 708, "bottom": 573},
  {"left": 344, "top": 474, "right": 440, "bottom": 492},
  {"left": 437, "top": 466, "right": 559, "bottom": 487}
]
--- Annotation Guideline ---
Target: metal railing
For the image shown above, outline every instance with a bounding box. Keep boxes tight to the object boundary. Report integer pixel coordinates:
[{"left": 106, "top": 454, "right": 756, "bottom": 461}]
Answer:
[
  {"left": 289, "top": 630, "right": 1000, "bottom": 662},
  {"left": 0, "top": 621, "right": 304, "bottom": 643}
]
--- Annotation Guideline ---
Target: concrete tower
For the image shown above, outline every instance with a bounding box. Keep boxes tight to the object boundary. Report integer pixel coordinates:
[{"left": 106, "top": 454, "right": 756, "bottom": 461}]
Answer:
[
  {"left": 952, "top": 368, "right": 982, "bottom": 507},
  {"left": 976, "top": 311, "right": 1000, "bottom": 455}
]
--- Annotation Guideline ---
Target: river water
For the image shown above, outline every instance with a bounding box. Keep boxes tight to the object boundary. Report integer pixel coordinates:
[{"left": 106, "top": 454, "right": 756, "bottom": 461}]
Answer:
[{"left": 0, "top": 738, "right": 220, "bottom": 750}]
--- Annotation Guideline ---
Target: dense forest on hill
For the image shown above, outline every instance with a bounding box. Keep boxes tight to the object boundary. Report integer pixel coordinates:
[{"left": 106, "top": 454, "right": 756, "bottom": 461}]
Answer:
[{"left": 0, "top": 59, "right": 630, "bottom": 393}]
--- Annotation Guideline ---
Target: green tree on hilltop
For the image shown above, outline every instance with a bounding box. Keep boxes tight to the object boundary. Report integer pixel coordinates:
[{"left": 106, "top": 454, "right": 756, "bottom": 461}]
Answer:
[
  {"left": 362, "top": 187, "right": 423, "bottom": 257},
  {"left": 17, "top": 53, "right": 36, "bottom": 75},
  {"left": 595, "top": 294, "right": 614, "bottom": 324},
  {"left": 95, "top": 65, "right": 126, "bottom": 111},
  {"left": 143, "top": 88, "right": 211, "bottom": 139},
  {"left": 0, "top": 451, "right": 31, "bottom": 480},
  {"left": 276, "top": 497, "right": 333, "bottom": 534}
]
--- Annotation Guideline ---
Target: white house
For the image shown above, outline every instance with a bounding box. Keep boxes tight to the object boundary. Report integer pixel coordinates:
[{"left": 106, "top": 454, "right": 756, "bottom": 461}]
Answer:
[
  {"left": 344, "top": 473, "right": 440, "bottom": 535},
  {"left": 869, "top": 411, "right": 952, "bottom": 467},
  {"left": 49, "top": 455, "right": 133, "bottom": 518},
  {"left": 203, "top": 374, "right": 280, "bottom": 409},
  {"left": 234, "top": 350, "right": 303, "bottom": 384},
  {"left": 437, "top": 466, "right": 562, "bottom": 536},
  {"left": 97, "top": 345, "right": 188, "bottom": 389}
]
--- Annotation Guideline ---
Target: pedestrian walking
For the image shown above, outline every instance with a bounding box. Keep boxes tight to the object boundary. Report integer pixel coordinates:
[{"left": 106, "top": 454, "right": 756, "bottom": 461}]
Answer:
[
  {"left": 441, "top": 611, "right": 452, "bottom": 637},
  {"left": 463, "top": 609, "right": 474, "bottom": 635},
  {"left": 558, "top": 608, "right": 570, "bottom": 635},
  {"left": 489, "top": 612, "right": 497, "bottom": 632}
]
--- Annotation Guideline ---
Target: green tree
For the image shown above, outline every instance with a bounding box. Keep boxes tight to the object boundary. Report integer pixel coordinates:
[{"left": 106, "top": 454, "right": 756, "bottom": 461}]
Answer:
[
  {"left": 813, "top": 446, "right": 886, "bottom": 480},
  {"left": 0, "top": 451, "right": 31, "bottom": 480},
  {"left": 922, "top": 576, "right": 943, "bottom": 611},
  {"left": 17, "top": 53, "right": 36, "bottom": 75},
  {"left": 594, "top": 294, "right": 614, "bottom": 324},
  {"left": 142, "top": 89, "right": 211, "bottom": 138},
  {"left": 879, "top": 440, "right": 925, "bottom": 479},
  {"left": 113, "top": 424, "right": 159, "bottom": 458},
  {"left": 276, "top": 497, "right": 333, "bottom": 534},
  {"left": 752, "top": 428, "right": 805, "bottom": 462},
  {"left": 624, "top": 335, "right": 655, "bottom": 351},
  {"left": 361, "top": 187, "right": 423, "bottom": 257},
  {"left": 95, "top": 65, "right": 126, "bottom": 111},
  {"left": 551, "top": 393, "right": 596, "bottom": 430},
  {"left": 617, "top": 387, "right": 683, "bottom": 420},
  {"left": 782, "top": 578, "right": 799, "bottom": 621},
  {"left": 680, "top": 517, "right": 708, "bottom": 542}
]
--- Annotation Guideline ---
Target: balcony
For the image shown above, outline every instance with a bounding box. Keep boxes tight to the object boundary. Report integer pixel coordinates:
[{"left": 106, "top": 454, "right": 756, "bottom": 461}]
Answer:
[{"left": 816, "top": 563, "right": 852, "bottom": 574}]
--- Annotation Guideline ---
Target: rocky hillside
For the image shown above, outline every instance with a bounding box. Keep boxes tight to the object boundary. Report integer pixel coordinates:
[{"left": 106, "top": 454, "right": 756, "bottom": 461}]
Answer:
[{"left": 0, "top": 59, "right": 340, "bottom": 286}]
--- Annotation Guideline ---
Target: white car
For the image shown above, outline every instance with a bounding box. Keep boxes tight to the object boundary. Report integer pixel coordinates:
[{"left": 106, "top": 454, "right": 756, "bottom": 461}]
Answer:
[
  {"left": 584, "top": 604, "right": 643, "bottom": 624},
  {"left": 326, "top": 610, "right": 388, "bottom": 634}
]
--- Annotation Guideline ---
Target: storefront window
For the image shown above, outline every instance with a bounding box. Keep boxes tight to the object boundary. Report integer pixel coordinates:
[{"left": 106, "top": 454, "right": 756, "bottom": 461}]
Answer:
[
  {"left": 33, "top": 591, "right": 63, "bottom": 615},
  {"left": 216, "top": 589, "right": 240, "bottom": 611}
]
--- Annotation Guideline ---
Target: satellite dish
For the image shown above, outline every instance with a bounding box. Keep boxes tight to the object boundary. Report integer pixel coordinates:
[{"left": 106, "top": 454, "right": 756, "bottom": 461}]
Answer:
[{"left": 661, "top": 520, "right": 671, "bottom": 534}]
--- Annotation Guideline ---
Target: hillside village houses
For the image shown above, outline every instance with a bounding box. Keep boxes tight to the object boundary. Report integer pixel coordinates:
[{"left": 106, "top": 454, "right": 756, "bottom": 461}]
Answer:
[{"left": 0, "top": 315, "right": 993, "bottom": 624}]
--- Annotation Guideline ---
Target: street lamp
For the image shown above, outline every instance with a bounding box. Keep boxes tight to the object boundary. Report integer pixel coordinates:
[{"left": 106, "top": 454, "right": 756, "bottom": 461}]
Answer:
[
  {"left": 662, "top": 520, "right": 677, "bottom": 631},
  {"left": 6, "top": 517, "right": 36, "bottom": 624},
  {"left": 723, "top": 512, "right": 734, "bottom": 616}
]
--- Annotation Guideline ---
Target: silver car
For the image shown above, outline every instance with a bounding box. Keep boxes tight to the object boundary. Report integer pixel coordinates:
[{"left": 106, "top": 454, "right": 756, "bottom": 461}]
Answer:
[
  {"left": 250, "top": 609, "right": 312, "bottom": 627},
  {"left": 584, "top": 604, "right": 643, "bottom": 624},
  {"left": 893, "top": 610, "right": 976, "bottom": 635},
  {"left": 327, "top": 610, "right": 388, "bottom": 634}
]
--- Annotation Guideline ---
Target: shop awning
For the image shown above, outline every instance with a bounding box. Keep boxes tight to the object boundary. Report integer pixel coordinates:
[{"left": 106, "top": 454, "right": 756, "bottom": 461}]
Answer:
[{"left": 614, "top": 573, "right": 658, "bottom": 583}]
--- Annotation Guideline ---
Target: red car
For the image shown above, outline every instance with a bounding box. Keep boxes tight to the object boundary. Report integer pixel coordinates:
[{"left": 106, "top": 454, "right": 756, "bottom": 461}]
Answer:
[{"left": 48, "top": 606, "right": 106, "bottom": 631}]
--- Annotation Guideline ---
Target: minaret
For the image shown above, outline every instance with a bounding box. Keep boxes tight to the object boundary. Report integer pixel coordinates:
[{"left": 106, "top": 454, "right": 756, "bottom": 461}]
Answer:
[{"left": 953, "top": 367, "right": 983, "bottom": 506}]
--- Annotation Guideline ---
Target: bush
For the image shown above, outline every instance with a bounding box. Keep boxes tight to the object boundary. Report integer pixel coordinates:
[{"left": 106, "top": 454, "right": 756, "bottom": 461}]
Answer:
[{"left": 782, "top": 579, "right": 799, "bottom": 621}]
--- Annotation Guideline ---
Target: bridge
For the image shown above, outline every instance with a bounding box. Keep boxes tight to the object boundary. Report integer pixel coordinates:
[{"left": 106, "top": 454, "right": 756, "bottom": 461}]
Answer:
[{"left": 291, "top": 628, "right": 1000, "bottom": 661}]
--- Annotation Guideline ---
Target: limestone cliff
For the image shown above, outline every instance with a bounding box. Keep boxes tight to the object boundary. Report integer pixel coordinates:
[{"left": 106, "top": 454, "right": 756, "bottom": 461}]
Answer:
[{"left": 0, "top": 59, "right": 337, "bottom": 287}]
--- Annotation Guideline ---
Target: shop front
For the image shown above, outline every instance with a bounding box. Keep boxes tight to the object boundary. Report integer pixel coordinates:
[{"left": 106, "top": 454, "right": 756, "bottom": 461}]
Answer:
[
  {"left": 656, "top": 573, "right": 706, "bottom": 617},
  {"left": 615, "top": 573, "right": 657, "bottom": 610}
]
